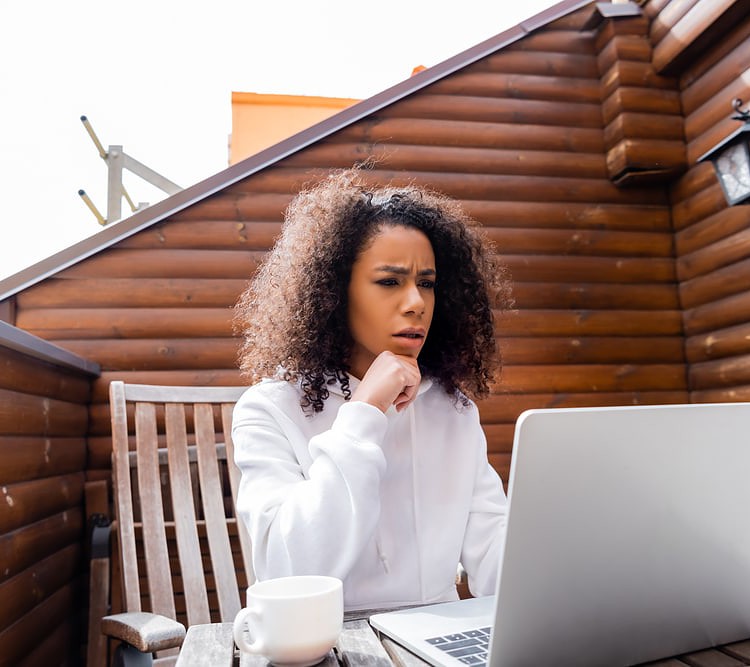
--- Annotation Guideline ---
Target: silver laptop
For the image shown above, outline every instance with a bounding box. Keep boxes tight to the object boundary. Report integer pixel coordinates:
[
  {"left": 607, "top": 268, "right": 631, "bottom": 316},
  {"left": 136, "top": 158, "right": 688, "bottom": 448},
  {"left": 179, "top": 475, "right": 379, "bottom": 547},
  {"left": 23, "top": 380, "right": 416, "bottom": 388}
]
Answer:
[{"left": 370, "top": 402, "right": 750, "bottom": 667}]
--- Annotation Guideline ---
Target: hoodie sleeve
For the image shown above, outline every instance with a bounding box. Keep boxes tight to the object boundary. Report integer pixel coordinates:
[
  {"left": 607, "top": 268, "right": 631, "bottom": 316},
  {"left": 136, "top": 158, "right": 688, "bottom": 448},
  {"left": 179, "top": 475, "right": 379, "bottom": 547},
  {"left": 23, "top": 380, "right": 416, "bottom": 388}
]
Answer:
[
  {"left": 232, "top": 387, "right": 388, "bottom": 582},
  {"left": 460, "top": 417, "right": 509, "bottom": 597}
]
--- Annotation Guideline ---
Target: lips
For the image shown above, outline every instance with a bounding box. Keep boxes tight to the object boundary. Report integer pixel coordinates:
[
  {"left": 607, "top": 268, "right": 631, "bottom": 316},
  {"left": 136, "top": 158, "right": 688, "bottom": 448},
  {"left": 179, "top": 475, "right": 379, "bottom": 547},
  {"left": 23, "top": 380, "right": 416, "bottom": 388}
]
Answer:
[{"left": 393, "top": 328, "right": 426, "bottom": 339}]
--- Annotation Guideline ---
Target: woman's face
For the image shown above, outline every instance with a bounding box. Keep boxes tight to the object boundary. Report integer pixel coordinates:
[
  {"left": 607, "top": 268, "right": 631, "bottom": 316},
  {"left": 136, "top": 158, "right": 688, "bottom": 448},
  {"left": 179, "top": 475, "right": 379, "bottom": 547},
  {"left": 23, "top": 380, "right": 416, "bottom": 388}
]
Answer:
[{"left": 347, "top": 224, "right": 436, "bottom": 379}]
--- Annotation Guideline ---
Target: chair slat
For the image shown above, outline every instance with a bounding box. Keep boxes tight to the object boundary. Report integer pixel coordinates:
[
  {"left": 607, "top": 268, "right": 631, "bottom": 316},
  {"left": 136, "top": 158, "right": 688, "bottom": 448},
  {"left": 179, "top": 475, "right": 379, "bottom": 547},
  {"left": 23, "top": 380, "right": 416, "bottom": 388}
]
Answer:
[
  {"left": 222, "top": 402, "right": 254, "bottom": 586},
  {"left": 194, "top": 403, "right": 242, "bottom": 620},
  {"left": 110, "top": 380, "right": 142, "bottom": 612},
  {"left": 136, "top": 402, "right": 177, "bottom": 619},
  {"left": 165, "top": 403, "right": 211, "bottom": 625}
]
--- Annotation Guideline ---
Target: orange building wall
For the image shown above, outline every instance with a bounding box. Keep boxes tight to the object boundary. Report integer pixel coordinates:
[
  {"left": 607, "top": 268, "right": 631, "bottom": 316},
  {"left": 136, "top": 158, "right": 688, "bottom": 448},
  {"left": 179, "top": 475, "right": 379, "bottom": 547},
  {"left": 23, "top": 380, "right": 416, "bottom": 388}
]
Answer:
[{"left": 229, "top": 91, "right": 358, "bottom": 164}]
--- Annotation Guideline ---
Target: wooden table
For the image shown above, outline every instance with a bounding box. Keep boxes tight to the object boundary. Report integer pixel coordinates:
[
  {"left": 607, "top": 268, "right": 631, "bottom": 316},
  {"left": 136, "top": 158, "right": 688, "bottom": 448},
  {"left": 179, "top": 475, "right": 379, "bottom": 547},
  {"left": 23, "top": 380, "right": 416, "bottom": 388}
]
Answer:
[
  {"left": 175, "top": 612, "right": 750, "bottom": 667},
  {"left": 174, "top": 610, "right": 421, "bottom": 667}
]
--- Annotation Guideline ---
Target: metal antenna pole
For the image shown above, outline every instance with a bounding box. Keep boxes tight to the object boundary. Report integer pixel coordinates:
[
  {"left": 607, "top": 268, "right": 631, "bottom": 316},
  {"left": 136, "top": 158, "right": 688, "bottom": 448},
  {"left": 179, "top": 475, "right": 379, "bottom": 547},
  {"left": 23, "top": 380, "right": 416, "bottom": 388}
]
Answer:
[{"left": 78, "top": 115, "right": 181, "bottom": 225}]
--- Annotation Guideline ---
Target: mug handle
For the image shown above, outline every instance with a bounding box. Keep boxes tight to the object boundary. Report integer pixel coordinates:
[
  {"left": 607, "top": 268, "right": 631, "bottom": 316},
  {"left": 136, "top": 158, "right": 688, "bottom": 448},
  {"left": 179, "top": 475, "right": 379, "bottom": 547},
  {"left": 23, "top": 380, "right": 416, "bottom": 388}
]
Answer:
[{"left": 233, "top": 606, "right": 264, "bottom": 654}]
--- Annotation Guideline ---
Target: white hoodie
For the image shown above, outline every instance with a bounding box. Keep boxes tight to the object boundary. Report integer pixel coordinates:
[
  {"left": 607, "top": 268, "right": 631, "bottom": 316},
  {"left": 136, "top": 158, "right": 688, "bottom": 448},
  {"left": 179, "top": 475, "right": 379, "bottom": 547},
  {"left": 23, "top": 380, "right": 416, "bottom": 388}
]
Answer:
[{"left": 232, "top": 375, "right": 508, "bottom": 611}]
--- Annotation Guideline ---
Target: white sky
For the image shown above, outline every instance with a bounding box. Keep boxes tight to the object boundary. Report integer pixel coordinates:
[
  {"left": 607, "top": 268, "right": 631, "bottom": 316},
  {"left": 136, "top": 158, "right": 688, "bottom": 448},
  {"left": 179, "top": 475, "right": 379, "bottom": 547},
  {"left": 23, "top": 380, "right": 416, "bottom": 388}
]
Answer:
[{"left": 0, "top": 0, "right": 556, "bottom": 281}]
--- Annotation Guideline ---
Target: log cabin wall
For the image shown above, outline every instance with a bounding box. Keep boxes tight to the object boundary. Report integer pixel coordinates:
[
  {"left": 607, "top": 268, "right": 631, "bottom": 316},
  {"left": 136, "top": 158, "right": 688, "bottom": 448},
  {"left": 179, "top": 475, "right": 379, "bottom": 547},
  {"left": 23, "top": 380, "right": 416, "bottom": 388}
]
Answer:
[
  {"left": 8, "top": 4, "right": 690, "bottom": 490},
  {"left": 0, "top": 322, "right": 99, "bottom": 666},
  {"left": 646, "top": 0, "right": 750, "bottom": 401}
]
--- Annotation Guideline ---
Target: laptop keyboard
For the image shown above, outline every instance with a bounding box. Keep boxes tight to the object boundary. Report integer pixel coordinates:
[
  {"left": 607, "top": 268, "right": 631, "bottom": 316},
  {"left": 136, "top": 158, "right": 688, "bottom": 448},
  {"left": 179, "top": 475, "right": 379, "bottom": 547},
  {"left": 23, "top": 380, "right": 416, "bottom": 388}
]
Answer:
[{"left": 425, "top": 627, "right": 492, "bottom": 666}]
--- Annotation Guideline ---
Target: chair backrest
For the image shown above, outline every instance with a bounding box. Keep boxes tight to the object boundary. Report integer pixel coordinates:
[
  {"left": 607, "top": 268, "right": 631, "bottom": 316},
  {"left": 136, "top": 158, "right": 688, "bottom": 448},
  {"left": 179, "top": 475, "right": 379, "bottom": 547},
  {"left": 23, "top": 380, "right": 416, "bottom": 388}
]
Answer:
[{"left": 109, "top": 381, "right": 251, "bottom": 628}]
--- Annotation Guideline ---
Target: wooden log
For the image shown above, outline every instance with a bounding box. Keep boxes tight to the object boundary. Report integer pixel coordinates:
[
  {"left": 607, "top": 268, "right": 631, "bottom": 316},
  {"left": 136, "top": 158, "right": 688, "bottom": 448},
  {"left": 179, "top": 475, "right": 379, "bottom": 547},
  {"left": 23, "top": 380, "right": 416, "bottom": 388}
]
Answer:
[
  {"left": 0, "top": 473, "right": 84, "bottom": 534},
  {"left": 374, "top": 94, "right": 604, "bottom": 127},
  {"left": 0, "top": 509, "right": 83, "bottom": 584},
  {"left": 597, "top": 36, "right": 651, "bottom": 75},
  {"left": 478, "top": 390, "right": 690, "bottom": 423},
  {"left": 85, "top": 469, "right": 111, "bottom": 484},
  {"left": 0, "top": 579, "right": 77, "bottom": 666},
  {"left": 0, "top": 348, "right": 92, "bottom": 401},
  {"left": 16, "top": 277, "right": 249, "bottom": 309},
  {"left": 510, "top": 282, "right": 679, "bottom": 310},
  {"left": 643, "top": 0, "right": 671, "bottom": 21},
  {"left": 85, "top": 478, "right": 109, "bottom": 517},
  {"left": 16, "top": 308, "right": 233, "bottom": 339},
  {"left": 114, "top": 220, "right": 282, "bottom": 250},
  {"left": 686, "top": 321, "right": 750, "bottom": 363},
  {"left": 282, "top": 143, "right": 607, "bottom": 179},
  {"left": 427, "top": 72, "right": 601, "bottom": 104},
  {"left": 680, "top": 28, "right": 750, "bottom": 115},
  {"left": 652, "top": 0, "right": 743, "bottom": 74},
  {"left": 594, "top": 15, "right": 650, "bottom": 45},
  {"left": 600, "top": 60, "right": 678, "bottom": 99},
  {"left": 332, "top": 117, "right": 605, "bottom": 152},
  {"left": 171, "top": 195, "right": 671, "bottom": 233},
  {"left": 505, "top": 30, "right": 595, "bottom": 55},
  {"left": 86, "top": 433, "right": 145, "bottom": 463},
  {"left": 56, "top": 248, "right": 264, "bottom": 280},
  {"left": 463, "top": 200, "right": 672, "bottom": 231},
  {"left": 484, "top": 423, "right": 515, "bottom": 455},
  {"left": 677, "top": 227, "right": 750, "bottom": 283},
  {"left": 469, "top": 50, "right": 599, "bottom": 78},
  {"left": 496, "top": 309, "right": 682, "bottom": 337},
  {"left": 687, "top": 114, "right": 750, "bottom": 168},
  {"left": 541, "top": 6, "right": 594, "bottom": 31},
  {"left": 16, "top": 617, "right": 79, "bottom": 667},
  {"left": 488, "top": 454, "right": 511, "bottom": 488},
  {"left": 683, "top": 289, "right": 750, "bottom": 336},
  {"left": 605, "top": 138, "right": 686, "bottom": 183},
  {"left": 483, "top": 227, "right": 673, "bottom": 257},
  {"left": 498, "top": 336, "right": 684, "bottom": 364},
  {"left": 604, "top": 112, "right": 684, "bottom": 145},
  {"left": 57, "top": 338, "right": 240, "bottom": 371},
  {"left": 684, "top": 74, "right": 750, "bottom": 148},
  {"left": 679, "top": 17, "right": 750, "bottom": 95},
  {"left": 234, "top": 168, "right": 669, "bottom": 206},
  {"left": 674, "top": 203, "right": 748, "bottom": 257},
  {"left": 649, "top": 0, "right": 701, "bottom": 45},
  {"left": 689, "top": 353, "right": 750, "bottom": 390},
  {"left": 662, "top": 161, "right": 715, "bottom": 205},
  {"left": 0, "top": 543, "right": 80, "bottom": 632},
  {"left": 0, "top": 388, "right": 88, "bottom": 436},
  {"left": 498, "top": 255, "right": 675, "bottom": 284},
  {"left": 680, "top": 257, "right": 750, "bottom": 309},
  {"left": 494, "top": 363, "right": 687, "bottom": 393},
  {"left": 169, "top": 191, "right": 292, "bottom": 222},
  {"left": 602, "top": 87, "right": 682, "bottom": 126},
  {"left": 0, "top": 437, "right": 86, "bottom": 485},
  {"left": 670, "top": 181, "right": 726, "bottom": 232},
  {"left": 91, "top": 370, "right": 244, "bottom": 402},
  {"left": 690, "top": 385, "right": 750, "bottom": 403}
]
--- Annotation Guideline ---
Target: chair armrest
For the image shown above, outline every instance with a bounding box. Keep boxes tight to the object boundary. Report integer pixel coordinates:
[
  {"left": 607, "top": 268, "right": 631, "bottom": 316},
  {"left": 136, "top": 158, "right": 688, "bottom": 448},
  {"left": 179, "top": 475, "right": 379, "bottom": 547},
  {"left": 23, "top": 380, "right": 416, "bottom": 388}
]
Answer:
[{"left": 101, "top": 612, "right": 186, "bottom": 653}]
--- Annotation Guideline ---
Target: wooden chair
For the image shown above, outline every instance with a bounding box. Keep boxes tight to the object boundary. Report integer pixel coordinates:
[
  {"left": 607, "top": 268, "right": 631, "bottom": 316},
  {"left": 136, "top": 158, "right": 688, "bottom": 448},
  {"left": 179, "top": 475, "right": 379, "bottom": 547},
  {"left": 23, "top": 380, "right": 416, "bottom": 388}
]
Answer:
[{"left": 93, "top": 381, "right": 251, "bottom": 666}]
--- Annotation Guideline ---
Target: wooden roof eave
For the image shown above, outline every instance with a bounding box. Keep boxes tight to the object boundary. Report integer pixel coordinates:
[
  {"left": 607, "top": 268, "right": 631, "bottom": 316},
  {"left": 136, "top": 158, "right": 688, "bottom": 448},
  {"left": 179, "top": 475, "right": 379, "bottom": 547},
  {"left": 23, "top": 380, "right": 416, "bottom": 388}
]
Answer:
[{"left": 0, "top": 0, "right": 594, "bottom": 304}]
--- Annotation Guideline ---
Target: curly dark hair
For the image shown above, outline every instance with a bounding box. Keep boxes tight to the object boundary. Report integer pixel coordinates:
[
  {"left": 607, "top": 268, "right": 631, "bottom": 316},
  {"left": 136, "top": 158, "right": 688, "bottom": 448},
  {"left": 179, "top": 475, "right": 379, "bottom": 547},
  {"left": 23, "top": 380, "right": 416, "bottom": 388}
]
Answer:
[{"left": 233, "top": 168, "right": 513, "bottom": 412}]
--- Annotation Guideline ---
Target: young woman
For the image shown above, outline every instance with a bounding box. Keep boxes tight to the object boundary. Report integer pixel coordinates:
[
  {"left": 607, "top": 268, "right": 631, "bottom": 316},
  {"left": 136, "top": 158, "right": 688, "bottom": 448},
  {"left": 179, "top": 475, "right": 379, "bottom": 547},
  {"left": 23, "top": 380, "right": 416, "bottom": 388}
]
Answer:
[{"left": 232, "top": 168, "right": 513, "bottom": 611}]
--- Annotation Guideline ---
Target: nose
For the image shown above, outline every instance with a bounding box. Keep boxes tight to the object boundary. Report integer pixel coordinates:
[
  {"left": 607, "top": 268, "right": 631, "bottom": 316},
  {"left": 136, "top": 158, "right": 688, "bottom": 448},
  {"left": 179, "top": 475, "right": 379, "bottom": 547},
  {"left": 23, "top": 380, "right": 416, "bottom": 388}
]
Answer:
[{"left": 402, "top": 281, "right": 425, "bottom": 315}]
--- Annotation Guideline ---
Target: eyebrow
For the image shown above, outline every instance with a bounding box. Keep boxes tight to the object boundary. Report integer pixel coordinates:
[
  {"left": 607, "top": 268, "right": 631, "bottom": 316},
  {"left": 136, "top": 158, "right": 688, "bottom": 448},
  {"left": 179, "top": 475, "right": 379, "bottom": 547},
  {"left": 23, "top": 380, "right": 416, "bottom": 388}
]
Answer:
[{"left": 374, "top": 265, "right": 436, "bottom": 276}]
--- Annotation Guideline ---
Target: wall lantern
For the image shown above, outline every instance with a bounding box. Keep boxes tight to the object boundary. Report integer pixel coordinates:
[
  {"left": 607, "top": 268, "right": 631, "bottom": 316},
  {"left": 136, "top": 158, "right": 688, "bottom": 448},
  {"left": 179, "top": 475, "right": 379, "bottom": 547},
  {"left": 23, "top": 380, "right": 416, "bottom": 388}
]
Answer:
[{"left": 698, "top": 98, "right": 750, "bottom": 206}]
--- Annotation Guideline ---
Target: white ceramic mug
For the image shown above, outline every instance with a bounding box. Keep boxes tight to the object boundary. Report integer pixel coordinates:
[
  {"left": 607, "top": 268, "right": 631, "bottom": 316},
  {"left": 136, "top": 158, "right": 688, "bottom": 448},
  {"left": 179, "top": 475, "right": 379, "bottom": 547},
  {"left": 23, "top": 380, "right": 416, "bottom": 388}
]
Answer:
[{"left": 232, "top": 575, "right": 343, "bottom": 666}]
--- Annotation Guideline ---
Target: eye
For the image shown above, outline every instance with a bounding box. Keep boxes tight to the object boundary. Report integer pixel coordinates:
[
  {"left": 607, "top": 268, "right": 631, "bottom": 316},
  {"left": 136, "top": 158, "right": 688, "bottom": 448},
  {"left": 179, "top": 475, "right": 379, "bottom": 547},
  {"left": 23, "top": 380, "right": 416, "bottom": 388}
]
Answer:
[
  {"left": 418, "top": 279, "right": 436, "bottom": 289},
  {"left": 376, "top": 278, "right": 399, "bottom": 287}
]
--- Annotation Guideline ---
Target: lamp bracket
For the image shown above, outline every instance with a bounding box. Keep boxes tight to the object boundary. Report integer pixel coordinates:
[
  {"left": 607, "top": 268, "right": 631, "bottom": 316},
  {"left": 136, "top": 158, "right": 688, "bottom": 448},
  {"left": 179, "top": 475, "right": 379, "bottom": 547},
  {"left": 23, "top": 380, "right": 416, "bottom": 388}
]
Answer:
[{"left": 732, "top": 98, "right": 750, "bottom": 122}]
